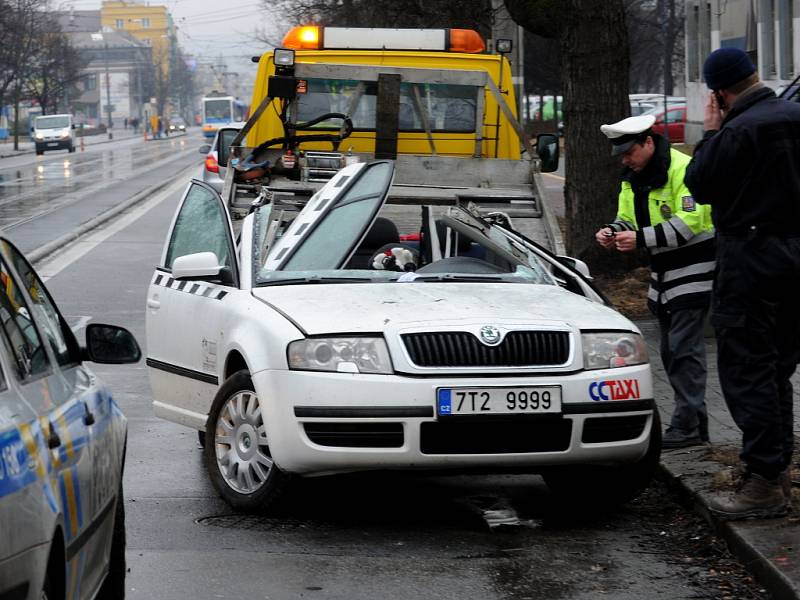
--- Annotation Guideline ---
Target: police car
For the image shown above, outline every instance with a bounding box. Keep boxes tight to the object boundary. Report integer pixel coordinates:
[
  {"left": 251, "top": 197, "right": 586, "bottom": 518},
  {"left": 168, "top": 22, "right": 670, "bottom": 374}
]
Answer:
[
  {"left": 0, "top": 237, "right": 140, "bottom": 600},
  {"left": 146, "top": 161, "right": 659, "bottom": 512}
]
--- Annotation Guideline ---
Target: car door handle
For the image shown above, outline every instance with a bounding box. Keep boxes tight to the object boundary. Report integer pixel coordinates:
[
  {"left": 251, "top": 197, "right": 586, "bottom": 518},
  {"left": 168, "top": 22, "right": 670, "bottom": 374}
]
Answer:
[
  {"left": 147, "top": 298, "right": 161, "bottom": 309},
  {"left": 47, "top": 421, "right": 61, "bottom": 449},
  {"left": 83, "top": 403, "right": 95, "bottom": 426}
]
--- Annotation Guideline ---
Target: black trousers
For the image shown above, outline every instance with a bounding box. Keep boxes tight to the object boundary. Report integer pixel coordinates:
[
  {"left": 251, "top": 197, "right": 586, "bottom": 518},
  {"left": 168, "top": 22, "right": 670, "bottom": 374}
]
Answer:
[{"left": 712, "top": 235, "right": 800, "bottom": 479}]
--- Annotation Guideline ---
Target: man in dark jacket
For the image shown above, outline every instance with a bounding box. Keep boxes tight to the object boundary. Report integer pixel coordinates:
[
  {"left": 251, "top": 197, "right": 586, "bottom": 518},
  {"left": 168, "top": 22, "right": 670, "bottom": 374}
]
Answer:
[{"left": 685, "top": 47, "right": 800, "bottom": 520}]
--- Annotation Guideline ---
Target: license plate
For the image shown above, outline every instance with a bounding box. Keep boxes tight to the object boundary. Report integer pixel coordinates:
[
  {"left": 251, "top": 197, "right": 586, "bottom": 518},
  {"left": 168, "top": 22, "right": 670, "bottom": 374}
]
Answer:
[
  {"left": 47, "top": 142, "right": 59, "bottom": 147},
  {"left": 437, "top": 386, "right": 561, "bottom": 416}
]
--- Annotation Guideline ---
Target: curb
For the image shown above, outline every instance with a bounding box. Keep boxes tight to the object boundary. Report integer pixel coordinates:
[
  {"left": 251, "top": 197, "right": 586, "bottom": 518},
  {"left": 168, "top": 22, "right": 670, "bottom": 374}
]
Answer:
[
  {"left": 657, "top": 460, "right": 800, "bottom": 600},
  {"left": 29, "top": 152, "right": 199, "bottom": 266}
]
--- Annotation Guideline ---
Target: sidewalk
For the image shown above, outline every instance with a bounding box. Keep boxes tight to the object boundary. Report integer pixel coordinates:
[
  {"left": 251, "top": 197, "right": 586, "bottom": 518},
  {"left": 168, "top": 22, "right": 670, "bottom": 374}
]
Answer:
[
  {"left": 637, "top": 318, "right": 800, "bottom": 600},
  {"left": 0, "top": 128, "right": 143, "bottom": 159}
]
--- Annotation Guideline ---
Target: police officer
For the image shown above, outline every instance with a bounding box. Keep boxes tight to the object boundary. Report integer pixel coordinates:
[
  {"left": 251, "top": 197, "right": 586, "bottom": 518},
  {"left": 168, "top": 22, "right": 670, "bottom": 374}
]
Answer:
[
  {"left": 596, "top": 114, "right": 716, "bottom": 449},
  {"left": 686, "top": 48, "right": 800, "bottom": 520}
]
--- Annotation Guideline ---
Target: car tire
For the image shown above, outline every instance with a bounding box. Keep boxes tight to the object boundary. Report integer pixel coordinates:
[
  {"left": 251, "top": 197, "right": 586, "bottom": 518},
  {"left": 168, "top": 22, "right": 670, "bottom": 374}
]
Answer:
[
  {"left": 198, "top": 430, "right": 206, "bottom": 448},
  {"left": 95, "top": 481, "right": 126, "bottom": 599},
  {"left": 36, "top": 148, "right": 43, "bottom": 156},
  {"left": 542, "top": 410, "right": 662, "bottom": 510},
  {"left": 204, "top": 370, "right": 289, "bottom": 511},
  {"left": 68, "top": 144, "right": 75, "bottom": 153}
]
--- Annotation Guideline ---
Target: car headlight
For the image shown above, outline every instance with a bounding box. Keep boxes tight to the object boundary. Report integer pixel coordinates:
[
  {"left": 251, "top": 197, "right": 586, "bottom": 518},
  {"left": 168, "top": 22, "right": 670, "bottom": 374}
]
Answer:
[
  {"left": 582, "top": 332, "right": 648, "bottom": 369},
  {"left": 35, "top": 134, "right": 44, "bottom": 140},
  {"left": 288, "top": 337, "right": 393, "bottom": 374}
]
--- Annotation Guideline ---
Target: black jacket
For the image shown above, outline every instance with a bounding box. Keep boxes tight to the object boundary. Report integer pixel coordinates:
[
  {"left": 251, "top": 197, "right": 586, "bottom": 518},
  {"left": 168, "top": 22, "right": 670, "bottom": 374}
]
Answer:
[{"left": 685, "top": 86, "right": 800, "bottom": 235}]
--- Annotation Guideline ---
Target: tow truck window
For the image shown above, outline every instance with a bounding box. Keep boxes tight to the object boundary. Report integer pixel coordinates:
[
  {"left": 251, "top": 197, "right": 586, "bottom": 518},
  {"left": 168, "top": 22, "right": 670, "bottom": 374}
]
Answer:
[
  {"left": 0, "top": 258, "right": 49, "bottom": 380},
  {"left": 296, "top": 79, "right": 478, "bottom": 133}
]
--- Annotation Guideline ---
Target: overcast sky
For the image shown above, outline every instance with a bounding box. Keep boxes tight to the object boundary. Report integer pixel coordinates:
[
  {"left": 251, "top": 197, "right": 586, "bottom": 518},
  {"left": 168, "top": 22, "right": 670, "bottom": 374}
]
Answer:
[{"left": 61, "top": 0, "right": 285, "bottom": 74}]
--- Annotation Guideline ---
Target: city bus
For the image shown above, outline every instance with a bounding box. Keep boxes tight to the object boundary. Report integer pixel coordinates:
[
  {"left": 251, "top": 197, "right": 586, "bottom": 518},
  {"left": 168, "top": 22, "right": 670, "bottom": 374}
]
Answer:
[{"left": 201, "top": 94, "right": 248, "bottom": 138}]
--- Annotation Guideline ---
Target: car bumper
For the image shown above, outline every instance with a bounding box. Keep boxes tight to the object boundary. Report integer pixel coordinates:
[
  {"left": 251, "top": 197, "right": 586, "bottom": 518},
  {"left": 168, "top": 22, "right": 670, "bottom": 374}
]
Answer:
[
  {"left": 0, "top": 544, "right": 48, "bottom": 600},
  {"left": 254, "top": 365, "right": 655, "bottom": 475}
]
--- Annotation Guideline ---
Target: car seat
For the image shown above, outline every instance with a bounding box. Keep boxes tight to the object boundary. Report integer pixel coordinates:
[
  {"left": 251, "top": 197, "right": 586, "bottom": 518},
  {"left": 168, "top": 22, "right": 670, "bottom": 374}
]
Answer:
[{"left": 346, "top": 217, "right": 400, "bottom": 269}]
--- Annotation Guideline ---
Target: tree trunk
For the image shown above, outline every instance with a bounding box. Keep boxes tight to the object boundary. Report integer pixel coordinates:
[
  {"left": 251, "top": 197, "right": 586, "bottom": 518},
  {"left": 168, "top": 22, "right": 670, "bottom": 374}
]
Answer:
[{"left": 560, "top": 0, "right": 630, "bottom": 266}]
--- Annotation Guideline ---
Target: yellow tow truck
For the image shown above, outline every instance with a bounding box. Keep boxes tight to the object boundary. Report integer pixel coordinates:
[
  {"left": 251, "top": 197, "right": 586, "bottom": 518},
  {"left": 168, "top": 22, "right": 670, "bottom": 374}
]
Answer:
[{"left": 223, "top": 25, "right": 563, "bottom": 253}]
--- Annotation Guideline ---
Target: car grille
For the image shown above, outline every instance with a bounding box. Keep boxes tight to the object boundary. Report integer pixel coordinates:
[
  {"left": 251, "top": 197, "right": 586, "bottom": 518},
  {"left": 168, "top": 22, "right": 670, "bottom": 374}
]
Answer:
[
  {"left": 304, "top": 423, "right": 404, "bottom": 448},
  {"left": 402, "top": 331, "right": 570, "bottom": 368},
  {"left": 581, "top": 415, "right": 649, "bottom": 444},
  {"left": 420, "top": 418, "right": 572, "bottom": 454}
]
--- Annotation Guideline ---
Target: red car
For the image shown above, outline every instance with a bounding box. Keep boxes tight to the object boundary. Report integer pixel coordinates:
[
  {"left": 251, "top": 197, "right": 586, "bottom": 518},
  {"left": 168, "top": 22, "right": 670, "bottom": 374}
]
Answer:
[{"left": 647, "top": 105, "right": 687, "bottom": 143}]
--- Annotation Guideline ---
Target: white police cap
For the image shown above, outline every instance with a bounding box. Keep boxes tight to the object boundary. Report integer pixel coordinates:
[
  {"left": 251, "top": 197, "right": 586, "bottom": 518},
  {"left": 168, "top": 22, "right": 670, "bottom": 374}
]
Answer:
[{"left": 600, "top": 114, "right": 656, "bottom": 156}]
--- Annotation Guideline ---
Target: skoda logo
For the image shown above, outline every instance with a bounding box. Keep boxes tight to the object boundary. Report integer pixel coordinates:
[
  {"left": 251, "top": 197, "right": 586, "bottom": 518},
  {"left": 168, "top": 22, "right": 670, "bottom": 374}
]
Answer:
[{"left": 479, "top": 325, "right": 502, "bottom": 346}]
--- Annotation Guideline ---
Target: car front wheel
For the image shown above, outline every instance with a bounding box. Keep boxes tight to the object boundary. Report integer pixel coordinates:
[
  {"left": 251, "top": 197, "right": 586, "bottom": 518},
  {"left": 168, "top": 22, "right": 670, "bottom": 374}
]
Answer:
[
  {"left": 542, "top": 410, "right": 662, "bottom": 510},
  {"left": 204, "top": 370, "right": 289, "bottom": 511}
]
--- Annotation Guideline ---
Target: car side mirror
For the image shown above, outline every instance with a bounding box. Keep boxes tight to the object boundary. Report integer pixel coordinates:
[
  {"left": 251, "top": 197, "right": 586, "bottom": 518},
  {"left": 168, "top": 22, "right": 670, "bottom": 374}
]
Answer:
[
  {"left": 536, "top": 133, "right": 560, "bottom": 173},
  {"left": 71, "top": 124, "right": 76, "bottom": 130},
  {"left": 199, "top": 144, "right": 211, "bottom": 154},
  {"left": 172, "top": 252, "right": 233, "bottom": 285},
  {"left": 83, "top": 323, "right": 141, "bottom": 364},
  {"left": 557, "top": 255, "right": 592, "bottom": 280}
]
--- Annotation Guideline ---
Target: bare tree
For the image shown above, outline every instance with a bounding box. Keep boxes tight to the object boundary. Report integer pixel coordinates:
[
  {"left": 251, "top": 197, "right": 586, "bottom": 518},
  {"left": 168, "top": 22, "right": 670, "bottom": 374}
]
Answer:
[
  {"left": 24, "top": 23, "right": 84, "bottom": 115},
  {"left": 626, "top": 0, "right": 685, "bottom": 94},
  {"left": 505, "top": 0, "right": 631, "bottom": 267},
  {"left": 0, "top": 0, "right": 46, "bottom": 114}
]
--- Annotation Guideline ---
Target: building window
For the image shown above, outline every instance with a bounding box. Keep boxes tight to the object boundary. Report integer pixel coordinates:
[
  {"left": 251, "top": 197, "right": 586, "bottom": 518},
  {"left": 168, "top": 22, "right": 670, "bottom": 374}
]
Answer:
[
  {"left": 779, "top": 0, "right": 794, "bottom": 78},
  {"left": 141, "top": 17, "right": 150, "bottom": 28},
  {"left": 84, "top": 74, "right": 97, "bottom": 91},
  {"left": 760, "top": 0, "right": 776, "bottom": 76},
  {"left": 115, "top": 19, "right": 124, "bottom": 29}
]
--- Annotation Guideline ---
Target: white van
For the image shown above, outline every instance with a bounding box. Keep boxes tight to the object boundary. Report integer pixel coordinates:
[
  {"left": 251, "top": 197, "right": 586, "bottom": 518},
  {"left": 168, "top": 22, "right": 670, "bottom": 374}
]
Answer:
[{"left": 32, "top": 113, "right": 75, "bottom": 155}]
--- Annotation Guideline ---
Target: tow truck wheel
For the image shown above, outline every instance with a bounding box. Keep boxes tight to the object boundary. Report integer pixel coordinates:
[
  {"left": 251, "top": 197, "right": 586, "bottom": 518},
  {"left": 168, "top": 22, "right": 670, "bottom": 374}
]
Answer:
[
  {"left": 204, "top": 370, "right": 289, "bottom": 511},
  {"left": 542, "top": 410, "right": 662, "bottom": 510}
]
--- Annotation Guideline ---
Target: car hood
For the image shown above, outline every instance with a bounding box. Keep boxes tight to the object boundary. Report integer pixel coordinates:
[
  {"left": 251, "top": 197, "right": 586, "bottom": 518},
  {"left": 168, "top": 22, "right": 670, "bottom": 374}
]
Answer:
[{"left": 252, "top": 282, "right": 635, "bottom": 335}]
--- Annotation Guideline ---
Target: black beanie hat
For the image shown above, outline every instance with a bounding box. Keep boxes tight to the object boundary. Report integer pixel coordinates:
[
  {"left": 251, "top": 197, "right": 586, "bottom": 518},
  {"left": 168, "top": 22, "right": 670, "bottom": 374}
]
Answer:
[{"left": 703, "top": 48, "right": 756, "bottom": 90}]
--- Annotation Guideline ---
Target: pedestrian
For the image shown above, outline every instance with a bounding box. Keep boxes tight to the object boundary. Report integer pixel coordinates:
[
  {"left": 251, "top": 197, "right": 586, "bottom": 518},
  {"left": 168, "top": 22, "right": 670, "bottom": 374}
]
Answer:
[
  {"left": 685, "top": 47, "right": 800, "bottom": 520},
  {"left": 157, "top": 115, "right": 163, "bottom": 139},
  {"left": 149, "top": 114, "right": 158, "bottom": 139},
  {"left": 124, "top": 117, "right": 128, "bottom": 129},
  {"left": 595, "top": 114, "right": 716, "bottom": 450}
]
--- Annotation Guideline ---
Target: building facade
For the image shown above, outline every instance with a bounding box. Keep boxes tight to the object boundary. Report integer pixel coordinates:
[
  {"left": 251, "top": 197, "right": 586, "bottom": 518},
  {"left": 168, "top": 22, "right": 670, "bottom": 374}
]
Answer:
[
  {"left": 684, "top": 0, "right": 799, "bottom": 142},
  {"left": 100, "top": 0, "right": 173, "bottom": 74}
]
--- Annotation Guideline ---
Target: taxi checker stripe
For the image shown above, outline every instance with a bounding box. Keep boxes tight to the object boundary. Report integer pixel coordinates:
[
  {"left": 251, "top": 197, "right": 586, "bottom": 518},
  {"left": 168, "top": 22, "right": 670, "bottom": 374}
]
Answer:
[{"left": 153, "top": 272, "right": 228, "bottom": 300}]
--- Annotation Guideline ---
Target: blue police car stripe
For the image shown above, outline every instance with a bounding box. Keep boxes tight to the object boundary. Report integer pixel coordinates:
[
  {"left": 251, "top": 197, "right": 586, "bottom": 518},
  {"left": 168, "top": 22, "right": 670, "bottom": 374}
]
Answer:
[
  {"left": 152, "top": 271, "right": 228, "bottom": 300},
  {"left": 0, "top": 428, "right": 38, "bottom": 499}
]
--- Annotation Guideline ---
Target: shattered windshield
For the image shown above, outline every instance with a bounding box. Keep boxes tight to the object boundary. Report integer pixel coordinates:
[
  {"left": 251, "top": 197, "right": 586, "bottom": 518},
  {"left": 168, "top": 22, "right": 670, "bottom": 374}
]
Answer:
[{"left": 251, "top": 181, "right": 556, "bottom": 288}]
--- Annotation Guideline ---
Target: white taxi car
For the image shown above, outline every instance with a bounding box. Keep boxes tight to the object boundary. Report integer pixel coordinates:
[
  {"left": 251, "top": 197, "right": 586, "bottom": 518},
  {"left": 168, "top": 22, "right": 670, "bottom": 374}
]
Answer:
[
  {"left": 0, "top": 237, "right": 141, "bottom": 600},
  {"left": 146, "top": 161, "right": 659, "bottom": 512}
]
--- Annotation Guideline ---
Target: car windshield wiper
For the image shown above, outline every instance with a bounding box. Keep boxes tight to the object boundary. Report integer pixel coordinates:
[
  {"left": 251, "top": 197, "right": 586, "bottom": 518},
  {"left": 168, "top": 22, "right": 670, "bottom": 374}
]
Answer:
[
  {"left": 257, "top": 276, "right": 374, "bottom": 287},
  {"left": 405, "top": 274, "right": 508, "bottom": 283}
]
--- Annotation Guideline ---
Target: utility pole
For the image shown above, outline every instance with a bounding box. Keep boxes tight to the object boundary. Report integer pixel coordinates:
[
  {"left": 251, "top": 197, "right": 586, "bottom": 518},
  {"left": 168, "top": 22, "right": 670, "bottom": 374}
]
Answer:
[{"left": 104, "top": 37, "right": 113, "bottom": 139}]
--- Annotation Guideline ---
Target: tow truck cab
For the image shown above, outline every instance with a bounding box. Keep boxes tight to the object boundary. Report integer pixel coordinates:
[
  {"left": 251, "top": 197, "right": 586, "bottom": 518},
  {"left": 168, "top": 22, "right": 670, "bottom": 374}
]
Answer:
[{"left": 245, "top": 26, "right": 526, "bottom": 160}]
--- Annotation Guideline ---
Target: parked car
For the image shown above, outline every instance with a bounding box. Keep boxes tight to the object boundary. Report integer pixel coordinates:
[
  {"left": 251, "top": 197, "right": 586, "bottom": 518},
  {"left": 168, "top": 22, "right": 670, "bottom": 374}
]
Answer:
[
  {"left": 146, "top": 160, "right": 660, "bottom": 513},
  {"left": 629, "top": 94, "right": 685, "bottom": 118},
  {"left": 642, "top": 104, "right": 687, "bottom": 143},
  {"left": 198, "top": 124, "right": 242, "bottom": 193},
  {"left": 169, "top": 116, "right": 187, "bottom": 133},
  {"left": 0, "top": 236, "right": 141, "bottom": 600}
]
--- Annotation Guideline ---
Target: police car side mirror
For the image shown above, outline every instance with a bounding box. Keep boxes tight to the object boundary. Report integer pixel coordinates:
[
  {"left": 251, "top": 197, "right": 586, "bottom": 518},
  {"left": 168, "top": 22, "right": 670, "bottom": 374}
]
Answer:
[
  {"left": 83, "top": 323, "right": 141, "bottom": 364},
  {"left": 536, "top": 133, "right": 559, "bottom": 173},
  {"left": 199, "top": 144, "right": 211, "bottom": 154}
]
